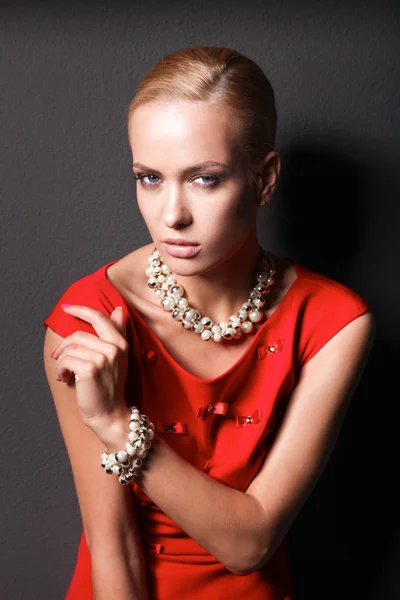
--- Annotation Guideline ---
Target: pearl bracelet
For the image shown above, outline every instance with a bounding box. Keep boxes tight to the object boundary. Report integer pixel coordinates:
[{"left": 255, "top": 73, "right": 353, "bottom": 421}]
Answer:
[{"left": 101, "top": 406, "right": 155, "bottom": 485}]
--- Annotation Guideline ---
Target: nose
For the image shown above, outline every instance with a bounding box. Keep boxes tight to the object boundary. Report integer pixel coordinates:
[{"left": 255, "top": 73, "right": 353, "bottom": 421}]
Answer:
[{"left": 162, "top": 183, "right": 192, "bottom": 229}]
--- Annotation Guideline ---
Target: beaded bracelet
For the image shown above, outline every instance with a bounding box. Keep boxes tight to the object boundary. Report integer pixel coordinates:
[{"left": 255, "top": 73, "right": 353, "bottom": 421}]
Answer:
[{"left": 101, "top": 406, "right": 155, "bottom": 485}]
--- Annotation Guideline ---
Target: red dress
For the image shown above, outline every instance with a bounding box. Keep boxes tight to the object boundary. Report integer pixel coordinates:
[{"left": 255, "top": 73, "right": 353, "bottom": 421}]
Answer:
[{"left": 43, "top": 256, "right": 372, "bottom": 599}]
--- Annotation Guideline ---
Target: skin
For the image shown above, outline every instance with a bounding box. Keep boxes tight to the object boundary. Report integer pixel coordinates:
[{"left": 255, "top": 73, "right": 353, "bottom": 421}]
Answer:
[{"left": 128, "top": 100, "right": 280, "bottom": 324}]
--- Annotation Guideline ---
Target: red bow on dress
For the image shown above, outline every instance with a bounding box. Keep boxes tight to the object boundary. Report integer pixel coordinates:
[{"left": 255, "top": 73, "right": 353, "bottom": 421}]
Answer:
[
  {"left": 236, "top": 407, "right": 262, "bottom": 427},
  {"left": 155, "top": 420, "right": 187, "bottom": 435},
  {"left": 196, "top": 401, "right": 229, "bottom": 419},
  {"left": 139, "top": 347, "right": 158, "bottom": 365},
  {"left": 257, "top": 336, "right": 285, "bottom": 360}
]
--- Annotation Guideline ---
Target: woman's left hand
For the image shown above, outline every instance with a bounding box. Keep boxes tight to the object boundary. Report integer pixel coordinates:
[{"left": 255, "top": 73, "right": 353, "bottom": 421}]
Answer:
[{"left": 50, "top": 305, "right": 130, "bottom": 437}]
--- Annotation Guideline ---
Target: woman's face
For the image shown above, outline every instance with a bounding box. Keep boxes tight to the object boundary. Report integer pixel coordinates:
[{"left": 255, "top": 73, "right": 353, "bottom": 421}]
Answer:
[{"left": 128, "top": 100, "right": 259, "bottom": 275}]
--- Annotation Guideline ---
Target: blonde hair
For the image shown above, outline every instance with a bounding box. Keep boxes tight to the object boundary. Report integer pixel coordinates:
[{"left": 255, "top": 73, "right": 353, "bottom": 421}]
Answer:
[{"left": 127, "top": 46, "right": 277, "bottom": 190}]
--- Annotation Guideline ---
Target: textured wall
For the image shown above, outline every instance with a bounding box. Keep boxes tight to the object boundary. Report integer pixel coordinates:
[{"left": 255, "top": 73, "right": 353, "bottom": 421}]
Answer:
[{"left": 1, "top": 1, "right": 399, "bottom": 598}]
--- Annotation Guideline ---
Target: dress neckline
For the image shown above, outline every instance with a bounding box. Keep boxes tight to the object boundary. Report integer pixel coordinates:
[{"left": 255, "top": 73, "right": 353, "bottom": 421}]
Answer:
[{"left": 101, "top": 256, "right": 303, "bottom": 385}]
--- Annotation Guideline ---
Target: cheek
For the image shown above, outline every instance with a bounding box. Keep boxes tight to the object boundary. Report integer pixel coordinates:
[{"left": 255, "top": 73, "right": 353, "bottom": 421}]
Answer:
[
  {"left": 137, "top": 200, "right": 158, "bottom": 226},
  {"left": 209, "top": 191, "right": 253, "bottom": 225}
]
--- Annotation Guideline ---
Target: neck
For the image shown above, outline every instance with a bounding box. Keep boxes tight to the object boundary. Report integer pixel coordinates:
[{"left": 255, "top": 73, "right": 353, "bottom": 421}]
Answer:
[{"left": 155, "top": 234, "right": 265, "bottom": 324}]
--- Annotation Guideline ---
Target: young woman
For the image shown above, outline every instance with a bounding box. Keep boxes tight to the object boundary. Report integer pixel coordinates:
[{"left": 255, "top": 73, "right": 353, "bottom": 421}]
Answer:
[{"left": 43, "top": 46, "right": 376, "bottom": 600}]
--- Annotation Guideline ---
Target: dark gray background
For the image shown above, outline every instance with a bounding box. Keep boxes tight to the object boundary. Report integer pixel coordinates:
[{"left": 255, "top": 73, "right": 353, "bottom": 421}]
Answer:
[{"left": 1, "top": 1, "right": 399, "bottom": 598}]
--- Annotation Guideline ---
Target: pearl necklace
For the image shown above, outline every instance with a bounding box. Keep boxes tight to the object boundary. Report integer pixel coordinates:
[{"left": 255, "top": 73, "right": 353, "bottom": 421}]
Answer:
[{"left": 145, "top": 245, "right": 277, "bottom": 343}]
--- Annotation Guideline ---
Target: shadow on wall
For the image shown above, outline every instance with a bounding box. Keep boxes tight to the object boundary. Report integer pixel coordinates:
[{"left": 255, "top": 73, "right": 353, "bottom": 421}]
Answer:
[
  {"left": 277, "top": 141, "right": 367, "bottom": 277},
  {"left": 261, "top": 142, "right": 398, "bottom": 600}
]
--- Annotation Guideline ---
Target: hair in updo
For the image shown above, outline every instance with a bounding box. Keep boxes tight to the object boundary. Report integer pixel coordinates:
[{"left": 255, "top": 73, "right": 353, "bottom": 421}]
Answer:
[{"left": 127, "top": 46, "right": 277, "bottom": 191}]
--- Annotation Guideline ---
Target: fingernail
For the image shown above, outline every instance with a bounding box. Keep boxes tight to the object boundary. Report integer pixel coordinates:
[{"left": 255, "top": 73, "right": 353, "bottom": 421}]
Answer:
[
  {"left": 50, "top": 350, "right": 55, "bottom": 358},
  {"left": 61, "top": 303, "right": 71, "bottom": 309},
  {"left": 116, "top": 306, "right": 123, "bottom": 311}
]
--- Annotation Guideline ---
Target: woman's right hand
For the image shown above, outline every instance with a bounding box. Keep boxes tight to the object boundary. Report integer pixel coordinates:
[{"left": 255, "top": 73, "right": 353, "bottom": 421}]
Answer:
[{"left": 50, "top": 304, "right": 130, "bottom": 432}]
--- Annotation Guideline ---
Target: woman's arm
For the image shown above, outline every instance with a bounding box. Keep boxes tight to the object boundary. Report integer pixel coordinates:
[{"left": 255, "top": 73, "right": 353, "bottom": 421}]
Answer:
[
  {"left": 101, "top": 311, "right": 376, "bottom": 576},
  {"left": 91, "top": 536, "right": 148, "bottom": 600},
  {"left": 43, "top": 327, "right": 148, "bottom": 600}
]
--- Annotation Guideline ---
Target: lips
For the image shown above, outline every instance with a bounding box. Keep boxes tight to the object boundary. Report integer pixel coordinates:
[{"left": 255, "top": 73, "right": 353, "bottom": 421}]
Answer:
[
  {"left": 163, "top": 243, "right": 201, "bottom": 258},
  {"left": 162, "top": 239, "right": 199, "bottom": 246}
]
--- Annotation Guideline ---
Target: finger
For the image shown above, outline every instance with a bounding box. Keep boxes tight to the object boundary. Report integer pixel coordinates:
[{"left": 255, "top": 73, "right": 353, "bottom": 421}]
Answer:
[
  {"left": 61, "top": 305, "right": 128, "bottom": 348},
  {"left": 56, "top": 352, "right": 106, "bottom": 384},
  {"left": 56, "top": 345, "right": 110, "bottom": 379},
  {"left": 51, "top": 325, "right": 128, "bottom": 361},
  {"left": 109, "top": 306, "right": 127, "bottom": 339}
]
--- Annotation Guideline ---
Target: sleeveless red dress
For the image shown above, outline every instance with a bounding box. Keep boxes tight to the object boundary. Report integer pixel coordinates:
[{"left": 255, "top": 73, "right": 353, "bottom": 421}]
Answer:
[{"left": 43, "top": 256, "right": 372, "bottom": 600}]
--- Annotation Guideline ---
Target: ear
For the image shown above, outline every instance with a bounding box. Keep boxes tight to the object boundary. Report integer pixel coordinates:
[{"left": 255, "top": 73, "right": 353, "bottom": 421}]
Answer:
[{"left": 256, "top": 152, "right": 281, "bottom": 207}]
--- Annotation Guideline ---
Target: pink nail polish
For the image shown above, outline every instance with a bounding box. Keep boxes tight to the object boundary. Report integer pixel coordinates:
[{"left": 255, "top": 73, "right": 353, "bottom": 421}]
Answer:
[
  {"left": 50, "top": 350, "right": 55, "bottom": 358},
  {"left": 61, "top": 303, "right": 71, "bottom": 309}
]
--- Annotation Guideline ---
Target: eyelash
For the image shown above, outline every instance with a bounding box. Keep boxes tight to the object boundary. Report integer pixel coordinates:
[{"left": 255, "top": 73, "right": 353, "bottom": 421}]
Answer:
[{"left": 134, "top": 173, "right": 221, "bottom": 189}]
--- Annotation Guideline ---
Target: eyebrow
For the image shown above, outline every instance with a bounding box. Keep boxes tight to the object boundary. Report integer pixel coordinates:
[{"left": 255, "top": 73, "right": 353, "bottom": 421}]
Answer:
[{"left": 132, "top": 161, "right": 232, "bottom": 175}]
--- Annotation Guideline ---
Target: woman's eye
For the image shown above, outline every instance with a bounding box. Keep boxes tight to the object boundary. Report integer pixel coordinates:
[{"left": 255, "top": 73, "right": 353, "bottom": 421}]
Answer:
[
  {"left": 134, "top": 173, "right": 221, "bottom": 188},
  {"left": 135, "top": 174, "right": 160, "bottom": 186},
  {"left": 196, "top": 174, "right": 220, "bottom": 187}
]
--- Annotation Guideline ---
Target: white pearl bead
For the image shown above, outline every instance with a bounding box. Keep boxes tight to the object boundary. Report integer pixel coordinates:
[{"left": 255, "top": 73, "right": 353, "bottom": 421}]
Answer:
[
  {"left": 193, "top": 321, "right": 204, "bottom": 334},
  {"left": 229, "top": 316, "right": 241, "bottom": 326},
  {"left": 101, "top": 452, "right": 108, "bottom": 462},
  {"left": 129, "top": 421, "right": 140, "bottom": 431},
  {"left": 162, "top": 298, "right": 174, "bottom": 311},
  {"left": 145, "top": 267, "right": 154, "bottom": 277},
  {"left": 116, "top": 450, "right": 128, "bottom": 462},
  {"left": 253, "top": 297, "right": 265, "bottom": 308},
  {"left": 112, "top": 464, "right": 121, "bottom": 474},
  {"left": 126, "top": 443, "right": 136, "bottom": 456},
  {"left": 147, "top": 429, "right": 155, "bottom": 440},
  {"left": 166, "top": 275, "right": 176, "bottom": 284},
  {"left": 155, "top": 289, "right": 166, "bottom": 298},
  {"left": 161, "top": 283, "right": 169, "bottom": 290},
  {"left": 238, "top": 309, "right": 248, "bottom": 320},
  {"left": 241, "top": 321, "right": 254, "bottom": 333},
  {"left": 161, "top": 263, "right": 170, "bottom": 274},
  {"left": 172, "top": 286, "right": 184, "bottom": 298},
  {"left": 201, "top": 329, "right": 212, "bottom": 340},
  {"left": 108, "top": 454, "right": 117, "bottom": 464},
  {"left": 157, "top": 275, "right": 165, "bottom": 283},
  {"left": 249, "top": 309, "right": 263, "bottom": 323},
  {"left": 211, "top": 324, "right": 221, "bottom": 334},
  {"left": 178, "top": 298, "right": 188, "bottom": 308},
  {"left": 213, "top": 331, "right": 222, "bottom": 342},
  {"left": 182, "top": 320, "right": 192, "bottom": 329},
  {"left": 184, "top": 308, "right": 196, "bottom": 321},
  {"left": 219, "top": 321, "right": 228, "bottom": 330},
  {"left": 128, "top": 431, "right": 138, "bottom": 441}
]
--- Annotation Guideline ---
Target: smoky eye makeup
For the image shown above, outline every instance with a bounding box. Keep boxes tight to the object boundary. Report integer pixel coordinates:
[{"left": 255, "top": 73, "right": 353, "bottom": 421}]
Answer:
[{"left": 133, "top": 172, "right": 222, "bottom": 188}]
